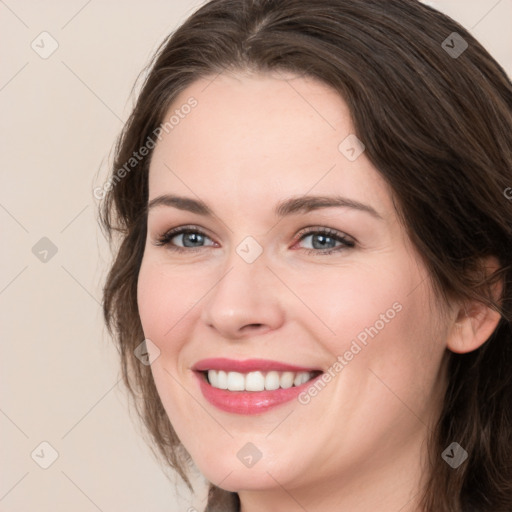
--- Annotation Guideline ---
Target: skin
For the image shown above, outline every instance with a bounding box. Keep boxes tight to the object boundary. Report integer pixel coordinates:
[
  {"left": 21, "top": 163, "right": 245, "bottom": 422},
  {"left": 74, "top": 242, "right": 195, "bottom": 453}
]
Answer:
[{"left": 136, "top": 71, "right": 499, "bottom": 511}]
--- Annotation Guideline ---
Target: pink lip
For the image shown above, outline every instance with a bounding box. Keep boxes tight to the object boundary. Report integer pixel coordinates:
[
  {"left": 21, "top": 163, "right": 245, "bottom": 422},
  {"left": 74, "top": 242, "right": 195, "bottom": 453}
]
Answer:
[
  {"left": 192, "top": 358, "right": 320, "bottom": 373},
  {"left": 192, "top": 358, "right": 323, "bottom": 415}
]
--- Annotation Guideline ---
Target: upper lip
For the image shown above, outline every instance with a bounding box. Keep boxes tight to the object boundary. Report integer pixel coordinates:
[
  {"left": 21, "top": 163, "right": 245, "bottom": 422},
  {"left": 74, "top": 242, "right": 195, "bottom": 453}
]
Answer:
[{"left": 192, "top": 358, "right": 322, "bottom": 373}]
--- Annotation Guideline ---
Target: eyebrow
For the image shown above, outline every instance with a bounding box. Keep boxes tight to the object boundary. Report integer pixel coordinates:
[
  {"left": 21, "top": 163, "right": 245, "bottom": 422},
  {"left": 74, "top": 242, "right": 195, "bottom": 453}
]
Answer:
[{"left": 147, "top": 194, "right": 383, "bottom": 219}]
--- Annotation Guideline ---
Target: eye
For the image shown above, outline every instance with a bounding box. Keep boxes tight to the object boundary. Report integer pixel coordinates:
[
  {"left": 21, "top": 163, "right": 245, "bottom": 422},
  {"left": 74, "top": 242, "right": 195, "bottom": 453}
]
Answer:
[
  {"left": 153, "top": 225, "right": 355, "bottom": 255},
  {"left": 295, "top": 227, "right": 355, "bottom": 255},
  {"left": 153, "top": 225, "right": 216, "bottom": 252}
]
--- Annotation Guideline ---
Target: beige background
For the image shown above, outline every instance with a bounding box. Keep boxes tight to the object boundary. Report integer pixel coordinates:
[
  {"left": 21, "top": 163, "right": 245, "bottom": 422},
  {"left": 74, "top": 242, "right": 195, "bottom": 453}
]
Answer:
[{"left": 1, "top": 1, "right": 511, "bottom": 511}]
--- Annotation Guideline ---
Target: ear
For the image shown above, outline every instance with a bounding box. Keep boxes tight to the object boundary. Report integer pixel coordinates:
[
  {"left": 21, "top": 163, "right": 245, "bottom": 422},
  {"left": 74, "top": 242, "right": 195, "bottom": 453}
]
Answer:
[{"left": 446, "top": 258, "right": 503, "bottom": 354}]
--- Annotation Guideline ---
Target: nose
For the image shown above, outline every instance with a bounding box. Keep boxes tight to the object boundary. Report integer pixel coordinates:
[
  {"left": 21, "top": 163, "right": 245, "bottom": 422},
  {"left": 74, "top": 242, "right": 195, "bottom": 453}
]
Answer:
[{"left": 200, "top": 254, "right": 286, "bottom": 340}]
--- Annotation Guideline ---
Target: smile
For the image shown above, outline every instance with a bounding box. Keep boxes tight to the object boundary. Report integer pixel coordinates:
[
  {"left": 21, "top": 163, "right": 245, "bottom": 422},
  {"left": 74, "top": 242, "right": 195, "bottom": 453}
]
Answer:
[{"left": 192, "top": 358, "right": 323, "bottom": 414}]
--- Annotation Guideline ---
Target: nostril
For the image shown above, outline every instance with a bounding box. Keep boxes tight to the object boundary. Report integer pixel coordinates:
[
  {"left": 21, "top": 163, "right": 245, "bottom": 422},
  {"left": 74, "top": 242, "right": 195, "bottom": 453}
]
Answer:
[
  {"left": 245, "top": 323, "right": 265, "bottom": 332},
  {"left": 238, "top": 323, "right": 271, "bottom": 335}
]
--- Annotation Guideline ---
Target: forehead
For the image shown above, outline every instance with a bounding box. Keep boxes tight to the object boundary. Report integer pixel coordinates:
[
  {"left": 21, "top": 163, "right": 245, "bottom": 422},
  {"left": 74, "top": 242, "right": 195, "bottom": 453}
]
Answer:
[{"left": 148, "top": 71, "right": 393, "bottom": 217}]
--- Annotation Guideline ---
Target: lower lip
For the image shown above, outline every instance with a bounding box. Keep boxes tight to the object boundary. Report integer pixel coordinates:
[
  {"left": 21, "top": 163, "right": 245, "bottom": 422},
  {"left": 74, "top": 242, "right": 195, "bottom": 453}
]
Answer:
[{"left": 195, "top": 372, "right": 322, "bottom": 415}]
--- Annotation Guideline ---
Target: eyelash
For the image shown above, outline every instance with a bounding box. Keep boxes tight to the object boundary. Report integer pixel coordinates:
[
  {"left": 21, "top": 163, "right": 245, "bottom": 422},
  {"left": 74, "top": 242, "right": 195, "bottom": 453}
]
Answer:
[{"left": 154, "top": 225, "right": 355, "bottom": 255}]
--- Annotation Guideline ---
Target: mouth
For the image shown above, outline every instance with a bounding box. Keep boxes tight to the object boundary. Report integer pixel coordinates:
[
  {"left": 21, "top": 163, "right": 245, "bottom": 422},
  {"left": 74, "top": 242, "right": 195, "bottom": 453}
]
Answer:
[{"left": 192, "top": 358, "right": 324, "bottom": 414}]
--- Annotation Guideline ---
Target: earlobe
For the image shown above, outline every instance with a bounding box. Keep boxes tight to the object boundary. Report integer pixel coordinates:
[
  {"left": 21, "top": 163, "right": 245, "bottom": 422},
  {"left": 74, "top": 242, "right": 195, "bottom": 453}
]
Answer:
[{"left": 447, "top": 301, "right": 502, "bottom": 354}]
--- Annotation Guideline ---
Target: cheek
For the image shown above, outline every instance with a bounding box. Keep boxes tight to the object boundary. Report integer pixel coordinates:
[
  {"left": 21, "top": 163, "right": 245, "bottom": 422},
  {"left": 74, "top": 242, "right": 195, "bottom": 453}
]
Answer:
[
  {"left": 294, "top": 262, "right": 446, "bottom": 450},
  {"left": 297, "top": 258, "right": 445, "bottom": 385},
  {"left": 137, "top": 262, "right": 168, "bottom": 340},
  {"left": 136, "top": 259, "right": 208, "bottom": 429},
  {"left": 137, "top": 258, "right": 205, "bottom": 343},
  {"left": 290, "top": 260, "right": 407, "bottom": 342}
]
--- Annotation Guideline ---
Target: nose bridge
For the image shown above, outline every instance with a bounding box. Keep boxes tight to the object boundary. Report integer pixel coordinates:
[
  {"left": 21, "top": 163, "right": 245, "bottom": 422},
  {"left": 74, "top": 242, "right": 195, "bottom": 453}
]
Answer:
[{"left": 200, "top": 243, "right": 285, "bottom": 338}]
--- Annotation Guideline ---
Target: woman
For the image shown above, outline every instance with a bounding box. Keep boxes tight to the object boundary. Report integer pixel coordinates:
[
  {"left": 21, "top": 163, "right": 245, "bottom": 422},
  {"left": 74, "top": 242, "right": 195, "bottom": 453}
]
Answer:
[{"left": 99, "top": 0, "right": 512, "bottom": 510}]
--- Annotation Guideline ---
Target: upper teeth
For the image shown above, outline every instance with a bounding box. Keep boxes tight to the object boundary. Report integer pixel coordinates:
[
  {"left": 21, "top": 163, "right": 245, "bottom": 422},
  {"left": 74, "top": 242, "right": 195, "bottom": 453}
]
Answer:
[{"left": 207, "top": 370, "right": 314, "bottom": 391}]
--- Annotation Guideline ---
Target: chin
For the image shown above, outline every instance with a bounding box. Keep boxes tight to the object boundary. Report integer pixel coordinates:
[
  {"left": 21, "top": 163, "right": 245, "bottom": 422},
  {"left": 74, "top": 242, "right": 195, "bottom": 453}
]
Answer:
[{"left": 204, "top": 468, "right": 283, "bottom": 493}]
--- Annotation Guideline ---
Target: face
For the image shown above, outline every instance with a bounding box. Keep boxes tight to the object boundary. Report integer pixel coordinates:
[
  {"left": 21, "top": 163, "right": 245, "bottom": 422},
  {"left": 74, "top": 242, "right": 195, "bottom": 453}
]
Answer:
[{"left": 137, "top": 71, "right": 450, "bottom": 500}]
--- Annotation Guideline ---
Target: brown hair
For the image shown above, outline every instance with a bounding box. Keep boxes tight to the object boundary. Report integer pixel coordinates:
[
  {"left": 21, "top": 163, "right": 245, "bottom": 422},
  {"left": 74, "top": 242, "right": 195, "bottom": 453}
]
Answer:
[{"left": 99, "top": 0, "right": 512, "bottom": 510}]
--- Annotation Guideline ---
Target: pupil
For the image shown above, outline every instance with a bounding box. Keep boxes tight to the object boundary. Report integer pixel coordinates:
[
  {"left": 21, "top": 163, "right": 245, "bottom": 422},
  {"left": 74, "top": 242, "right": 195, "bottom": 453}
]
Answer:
[{"left": 184, "top": 233, "right": 204, "bottom": 247}]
